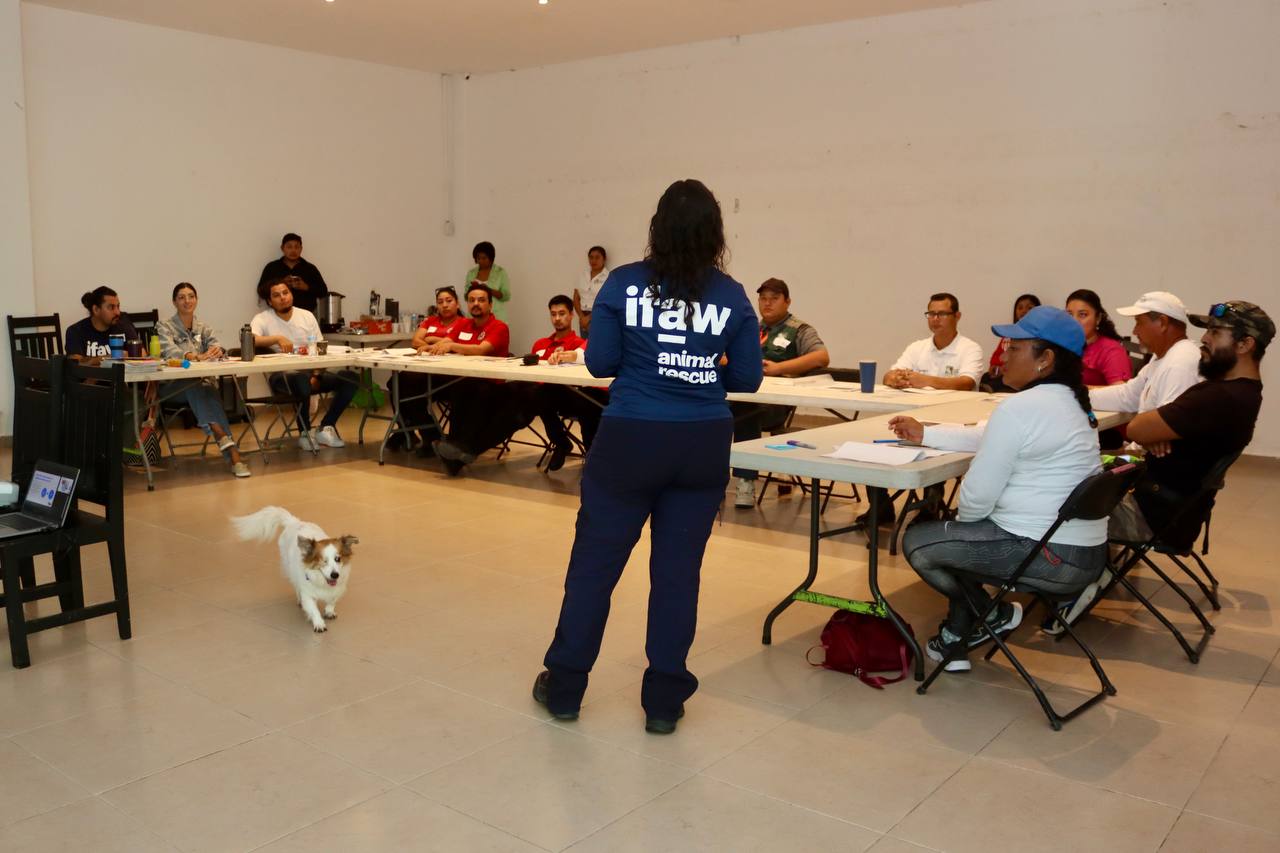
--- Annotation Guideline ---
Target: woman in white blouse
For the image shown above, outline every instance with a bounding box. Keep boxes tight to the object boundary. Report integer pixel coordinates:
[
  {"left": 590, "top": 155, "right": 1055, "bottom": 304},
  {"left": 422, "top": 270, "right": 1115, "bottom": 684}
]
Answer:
[
  {"left": 899, "top": 306, "right": 1105, "bottom": 673},
  {"left": 573, "top": 245, "right": 609, "bottom": 338}
]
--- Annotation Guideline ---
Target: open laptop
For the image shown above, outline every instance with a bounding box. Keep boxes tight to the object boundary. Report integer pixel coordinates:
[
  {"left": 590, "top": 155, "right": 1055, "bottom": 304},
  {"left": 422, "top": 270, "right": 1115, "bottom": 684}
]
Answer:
[{"left": 0, "top": 461, "right": 80, "bottom": 540}]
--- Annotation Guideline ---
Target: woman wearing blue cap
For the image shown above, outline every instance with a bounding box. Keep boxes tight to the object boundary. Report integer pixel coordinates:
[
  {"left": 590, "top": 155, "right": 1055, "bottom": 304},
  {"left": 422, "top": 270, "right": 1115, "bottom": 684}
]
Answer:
[{"left": 893, "top": 306, "right": 1106, "bottom": 673}]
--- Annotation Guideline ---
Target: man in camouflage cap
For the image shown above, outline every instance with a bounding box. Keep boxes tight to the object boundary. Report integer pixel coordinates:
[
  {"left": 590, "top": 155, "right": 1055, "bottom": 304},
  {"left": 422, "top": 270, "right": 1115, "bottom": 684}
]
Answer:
[{"left": 1116, "top": 299, "right": 1271, "bottom": 550}]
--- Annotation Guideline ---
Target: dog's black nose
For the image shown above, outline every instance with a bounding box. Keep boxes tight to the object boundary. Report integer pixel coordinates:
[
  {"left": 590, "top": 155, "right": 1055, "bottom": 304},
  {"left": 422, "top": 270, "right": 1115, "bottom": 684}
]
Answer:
[{"left": 329, "top": 572, "right": 339, "bottom": 580}]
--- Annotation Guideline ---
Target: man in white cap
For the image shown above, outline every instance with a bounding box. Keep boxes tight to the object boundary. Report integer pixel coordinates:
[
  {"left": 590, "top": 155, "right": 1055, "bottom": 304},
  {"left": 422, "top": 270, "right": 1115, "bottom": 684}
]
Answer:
[
  {"left": 1088, "top": 291, "right": 1201, "bottom": 415},
  {"left": 1041, "top": 291, "right": 1202, "bottom": 633}
]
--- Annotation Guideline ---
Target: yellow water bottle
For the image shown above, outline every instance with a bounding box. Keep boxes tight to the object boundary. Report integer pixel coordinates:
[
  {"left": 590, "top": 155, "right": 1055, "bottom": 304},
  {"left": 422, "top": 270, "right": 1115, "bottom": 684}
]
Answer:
[{"left": 148, "top": 335, "right": 161, "bottom": 358}]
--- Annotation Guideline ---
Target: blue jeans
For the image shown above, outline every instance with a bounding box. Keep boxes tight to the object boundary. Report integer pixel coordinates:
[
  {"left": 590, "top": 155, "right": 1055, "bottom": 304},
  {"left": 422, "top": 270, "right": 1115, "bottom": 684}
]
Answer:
[
  {"left": 268, "top": 370, "right": 359, "bottom": 432},
  {"left": 543, "top": 415, "right": 732, "bottom": 719},
  {"left": 165, "top": 380, "right": 232, "bottom": 437},
  {"left": 903, "top": 519, "right": 1105, "bottom": 637}
]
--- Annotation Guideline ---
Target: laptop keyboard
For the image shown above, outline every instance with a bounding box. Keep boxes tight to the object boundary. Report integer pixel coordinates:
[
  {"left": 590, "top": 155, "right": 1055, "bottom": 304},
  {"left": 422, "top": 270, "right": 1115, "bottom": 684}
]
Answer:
[{"left": 0, "top": 515, "right": 44, "bottom": 532}]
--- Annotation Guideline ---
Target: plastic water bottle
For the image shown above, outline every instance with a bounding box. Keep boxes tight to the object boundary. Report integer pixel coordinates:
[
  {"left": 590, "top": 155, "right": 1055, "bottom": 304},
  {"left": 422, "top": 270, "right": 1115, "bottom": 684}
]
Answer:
[
  {"left": 306, "top": 334, "right": 317, "bottom": 356},
  {"left": 148, "top": 335, "right": 161, "bottom": 358}
]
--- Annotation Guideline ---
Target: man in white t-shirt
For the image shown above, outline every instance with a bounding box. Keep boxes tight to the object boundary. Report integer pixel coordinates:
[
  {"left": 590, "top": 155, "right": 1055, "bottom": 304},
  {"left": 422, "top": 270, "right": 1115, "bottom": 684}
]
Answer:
[
  {"left": 1088, "top": 291, "right": 1201, "bottom": 415},
  {"left": 884, "top": 293, "right": 985, "bottom": 391},
  {"left": 250, "top": 280, "right": 358, "bottom": 450}
]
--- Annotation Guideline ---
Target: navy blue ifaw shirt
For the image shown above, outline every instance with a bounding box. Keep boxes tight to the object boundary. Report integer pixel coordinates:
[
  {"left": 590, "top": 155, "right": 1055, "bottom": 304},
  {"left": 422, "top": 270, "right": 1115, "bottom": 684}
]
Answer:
[{"left": 585, "top": 261, "right": 763, "bottom": 421}]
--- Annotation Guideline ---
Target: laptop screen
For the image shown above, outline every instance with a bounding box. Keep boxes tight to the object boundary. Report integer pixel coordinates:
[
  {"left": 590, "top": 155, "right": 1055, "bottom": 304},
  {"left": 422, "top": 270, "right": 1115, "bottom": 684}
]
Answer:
[{"left": 21, "top": 461, "right": 79, "bottom": 526}]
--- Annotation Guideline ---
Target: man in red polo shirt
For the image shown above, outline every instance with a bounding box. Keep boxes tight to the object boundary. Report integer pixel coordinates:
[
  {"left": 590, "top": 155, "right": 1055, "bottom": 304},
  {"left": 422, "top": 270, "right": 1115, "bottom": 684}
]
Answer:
[
  {"left": 435, "top": 292, "right": 604, "bottom": 475},
  {"left": 531, "top": 295, "right": 605, "bottom": 471},
  {"left": 430, "top": 283, "right": 511, "bottom": 357}
]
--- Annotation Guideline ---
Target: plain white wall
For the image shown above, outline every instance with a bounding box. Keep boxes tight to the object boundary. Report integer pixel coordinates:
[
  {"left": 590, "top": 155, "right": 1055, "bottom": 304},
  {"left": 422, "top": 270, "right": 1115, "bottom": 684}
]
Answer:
[
  {"left": 21, "top": 4, "right": 448, "bottom": 362},
  {"left": 456, "top": 0, "right": 1280, "bottom": 455},
  {"left": 1, "top": 0, "right": 36, "bottom": 436}
]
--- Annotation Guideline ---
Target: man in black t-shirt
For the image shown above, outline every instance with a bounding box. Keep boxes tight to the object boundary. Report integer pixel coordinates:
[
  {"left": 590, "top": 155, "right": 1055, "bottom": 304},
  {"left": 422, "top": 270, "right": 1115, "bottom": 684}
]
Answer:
[
  {"left": 256, "top": 232, "right": 329, "bottom": 313},
  {"left": 1116, "top": 300, "right": 1272, "bottom": 549},
  {"left": 64, "top": 286, "right": 139, "bottom": 363}
]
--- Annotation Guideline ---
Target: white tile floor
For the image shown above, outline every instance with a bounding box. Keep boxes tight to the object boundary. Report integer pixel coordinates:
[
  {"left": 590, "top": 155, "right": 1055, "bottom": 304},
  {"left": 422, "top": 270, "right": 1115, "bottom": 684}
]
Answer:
[{"left": 2, "top": 412, "right": 1278, "bottom": 852}]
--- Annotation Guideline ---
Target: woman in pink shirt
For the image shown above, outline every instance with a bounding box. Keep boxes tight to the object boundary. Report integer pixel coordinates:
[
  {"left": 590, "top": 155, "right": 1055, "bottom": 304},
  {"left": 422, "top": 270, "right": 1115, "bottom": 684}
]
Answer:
[{"left": 1066, "top": 289, "right": 1132, "bottom": 386}]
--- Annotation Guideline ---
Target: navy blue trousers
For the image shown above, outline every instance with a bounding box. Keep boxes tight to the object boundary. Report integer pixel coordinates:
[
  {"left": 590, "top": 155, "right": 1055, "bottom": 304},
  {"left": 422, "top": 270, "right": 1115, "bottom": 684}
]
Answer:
[{"left": 543, "top": 415, "right": 732, "bottom": 719}]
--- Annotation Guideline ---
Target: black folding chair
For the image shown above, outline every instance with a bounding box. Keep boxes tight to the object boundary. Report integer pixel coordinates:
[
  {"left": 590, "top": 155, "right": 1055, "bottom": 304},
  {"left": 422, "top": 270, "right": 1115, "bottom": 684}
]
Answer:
[
  {"left": 1077, "top": 451, "right": 1240, "bottom": 664},
  {"left": 918, "top": 464, "right": 1143, "bottom": 730},
  {"left": 7, "top": 313, "right": 64, "bottom": 360},
  {"left": 125, "top": 309, "right": 161, "bottom": 350}
]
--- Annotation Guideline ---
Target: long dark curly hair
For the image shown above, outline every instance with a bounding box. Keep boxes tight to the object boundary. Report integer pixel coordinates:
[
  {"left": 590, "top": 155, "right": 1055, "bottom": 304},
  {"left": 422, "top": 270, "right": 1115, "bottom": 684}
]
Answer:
[{"left": 644, "top": 179, "right": 727, "bottom": 313}]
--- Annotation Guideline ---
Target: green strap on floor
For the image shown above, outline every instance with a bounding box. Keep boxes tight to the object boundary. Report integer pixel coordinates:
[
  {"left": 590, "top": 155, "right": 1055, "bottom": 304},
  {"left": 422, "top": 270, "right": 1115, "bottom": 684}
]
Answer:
[{"left": 791, "top": 590, "right": 887, "bottom": 618}]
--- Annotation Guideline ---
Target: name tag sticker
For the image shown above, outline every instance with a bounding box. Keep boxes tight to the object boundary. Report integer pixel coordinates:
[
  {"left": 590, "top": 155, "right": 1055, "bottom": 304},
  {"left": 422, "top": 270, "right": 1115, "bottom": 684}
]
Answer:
[
  {"left": 458, "top": 331, "right": 474, "bottom": 341},
  {"left": 772, "top": 334, "right": 790, "bottom": 348}
]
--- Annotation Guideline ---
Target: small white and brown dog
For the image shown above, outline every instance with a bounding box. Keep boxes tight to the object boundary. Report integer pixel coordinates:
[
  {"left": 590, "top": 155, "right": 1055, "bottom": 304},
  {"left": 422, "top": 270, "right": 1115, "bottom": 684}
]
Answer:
[{"left": 231, "top": 506, "right": 358, "bottom": 632}]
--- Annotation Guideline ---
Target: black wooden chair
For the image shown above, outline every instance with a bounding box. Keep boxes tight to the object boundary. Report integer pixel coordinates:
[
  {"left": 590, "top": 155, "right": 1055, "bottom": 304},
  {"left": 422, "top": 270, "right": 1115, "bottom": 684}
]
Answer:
[
  {"left": 125, "top": 309, "right": 161, "bottom": 351},
  {"left": 1, "top": 358, "right": 132, "bottom": 668},
  {"left": 918, "top": 464, "right": 1143, "bottom": 730},
  {"left": 7, "top": 314, "right": 63, "bottom": 361}
]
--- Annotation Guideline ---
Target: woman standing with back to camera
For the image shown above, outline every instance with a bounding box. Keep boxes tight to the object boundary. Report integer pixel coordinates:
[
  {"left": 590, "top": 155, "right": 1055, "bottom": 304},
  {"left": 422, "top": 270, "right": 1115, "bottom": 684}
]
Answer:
[{"left": 533, "top": 180, "right": 764, "bottom": 734}]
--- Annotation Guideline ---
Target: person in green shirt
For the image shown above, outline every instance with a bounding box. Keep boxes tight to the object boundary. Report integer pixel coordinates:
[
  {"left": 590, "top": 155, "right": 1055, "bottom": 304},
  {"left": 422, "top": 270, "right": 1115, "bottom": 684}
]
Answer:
[
  {"left": 732, "top": 278, "right": 830, "bottom": 507},
  {"left": 464, "top": 241, "right": 512, "bottom": 322}
]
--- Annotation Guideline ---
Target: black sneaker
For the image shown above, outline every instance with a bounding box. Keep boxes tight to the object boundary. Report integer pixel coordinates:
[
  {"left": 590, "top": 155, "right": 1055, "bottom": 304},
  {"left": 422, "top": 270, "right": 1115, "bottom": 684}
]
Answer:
[
  {"left": 980, "top": 601, "right": 1023, "bottom": 643},
  {"left": 547, "top": 443, "right": 570, "bottom": 472},
  {"left": 925, "top": 633, "right": 971, "bottom": 672},
  {"left": 532, "top": 671, "right": 579, "bottom": 721}
]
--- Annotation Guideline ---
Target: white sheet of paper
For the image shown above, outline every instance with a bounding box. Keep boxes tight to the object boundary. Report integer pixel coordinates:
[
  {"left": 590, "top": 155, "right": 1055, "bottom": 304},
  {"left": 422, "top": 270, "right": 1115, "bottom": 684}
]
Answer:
[
  {"left": 824, "top": 442, "right": 927, "bottom": 465},
  {"left": 900, "top": 387, "right": 951, "bottom": 395},
  {"left": 383, "top": 348, "right": 416, "bottom": 356}
]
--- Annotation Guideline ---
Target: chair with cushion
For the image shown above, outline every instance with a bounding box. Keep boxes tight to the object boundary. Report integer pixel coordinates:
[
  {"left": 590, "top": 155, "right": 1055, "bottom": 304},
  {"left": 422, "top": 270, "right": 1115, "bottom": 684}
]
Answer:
[
  {"left": 1, "top": 358, "right": 132, "bottom": 668},
  {"left": 7, "top": 313, "right": 63, "bottom": 361},
  {"left": 917, "top": 464, "right": 1143, "bottom": 730}
]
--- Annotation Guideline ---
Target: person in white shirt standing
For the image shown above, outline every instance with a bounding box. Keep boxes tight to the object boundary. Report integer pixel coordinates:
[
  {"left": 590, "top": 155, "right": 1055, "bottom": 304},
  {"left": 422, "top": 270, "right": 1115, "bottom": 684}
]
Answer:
[
  {"left": 573, "top": 245, "right": 610, "bottom": 338},
  {"left": 901, "top": 306, "right": 1106, "bottom": 673},
  {"left": 250, "top": 280, "right": 359, "bottom": 450},
  {"left": 1088, "top": 290, "right": 1201, "bottom": 415},
  {"left": 884, "top": 293, "right": 985, "bottom": 391}
]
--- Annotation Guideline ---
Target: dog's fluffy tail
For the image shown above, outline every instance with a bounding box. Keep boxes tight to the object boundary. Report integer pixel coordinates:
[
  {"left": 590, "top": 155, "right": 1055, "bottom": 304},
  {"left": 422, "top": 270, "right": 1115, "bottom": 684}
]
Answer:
[{"left": 231, "top": 506, "right": 300, "bottom": 543}]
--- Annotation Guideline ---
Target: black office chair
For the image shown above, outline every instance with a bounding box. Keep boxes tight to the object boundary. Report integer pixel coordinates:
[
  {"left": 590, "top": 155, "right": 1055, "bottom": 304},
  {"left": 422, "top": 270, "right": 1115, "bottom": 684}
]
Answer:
[
  {"left": 918, "top": 464, "right": 1143, "bottom": 730},
  {"left": 1075, "top": 451, "right": 1240, "bottom": 664},
  {"left": 1, "top": 357, "right": 132, "bottom": 668},
  {"left": 7, "top": 313, "right": 63, "bottom": 361}
]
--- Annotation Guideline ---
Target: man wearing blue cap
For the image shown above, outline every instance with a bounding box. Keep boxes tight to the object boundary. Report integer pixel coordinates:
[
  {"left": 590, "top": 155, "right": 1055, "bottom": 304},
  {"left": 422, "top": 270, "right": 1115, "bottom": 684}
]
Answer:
[{"left": 899, "top": 306, "right": 1108, "bottom": 672}]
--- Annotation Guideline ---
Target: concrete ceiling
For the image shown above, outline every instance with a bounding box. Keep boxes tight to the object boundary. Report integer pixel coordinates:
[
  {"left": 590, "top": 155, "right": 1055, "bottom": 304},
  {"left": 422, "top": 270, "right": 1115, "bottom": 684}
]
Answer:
[{"left": 26, "top": 0, "right": 981, "bottom": 74}]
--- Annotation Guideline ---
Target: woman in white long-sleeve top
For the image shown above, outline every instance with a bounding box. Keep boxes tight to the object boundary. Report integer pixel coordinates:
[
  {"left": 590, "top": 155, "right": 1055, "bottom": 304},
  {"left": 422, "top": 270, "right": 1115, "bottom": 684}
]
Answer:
[{"left": 901, "top": 306, "right": 1105, "bottom": 673}]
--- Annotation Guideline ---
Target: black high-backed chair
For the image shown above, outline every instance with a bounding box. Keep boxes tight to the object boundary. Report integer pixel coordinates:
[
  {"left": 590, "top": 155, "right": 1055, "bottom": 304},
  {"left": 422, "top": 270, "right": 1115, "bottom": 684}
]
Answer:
[
  {"left": 126, "top": 309, "right": 161, "bottom": 350},
  {"left": 7, "top": 314, "right": 63, "bottom": 361},
  {"left": 1, "top": 358, "right": 132, "bottom": 668},
  {"left": 918, "top": 464, "right": 1143, "bottom": 730}
]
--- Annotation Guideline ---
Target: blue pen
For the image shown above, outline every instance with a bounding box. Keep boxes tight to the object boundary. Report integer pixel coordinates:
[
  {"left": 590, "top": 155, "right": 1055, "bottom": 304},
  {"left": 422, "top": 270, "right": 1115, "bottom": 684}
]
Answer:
[
  {"left": 873, "top": 438, "right": 901, "bottom": 444},
  {"left": 786, "top": 440, "right": 817, "bottom": 450}
]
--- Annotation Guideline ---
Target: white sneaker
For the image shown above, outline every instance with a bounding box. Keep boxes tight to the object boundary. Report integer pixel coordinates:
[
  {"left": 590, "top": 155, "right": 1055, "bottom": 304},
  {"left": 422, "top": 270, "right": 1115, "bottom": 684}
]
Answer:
[
  {"left": 298, "top": 430, "right": 317, "bottom": 451},
  {"left": 231, "top": 462, "right": 251, "bottom": 478},
  {"left": 316, "top": 426, "right": 345, "bottom": 448},
  {"left": 734, "top": 478, "right": 755, "bottom": 508}
]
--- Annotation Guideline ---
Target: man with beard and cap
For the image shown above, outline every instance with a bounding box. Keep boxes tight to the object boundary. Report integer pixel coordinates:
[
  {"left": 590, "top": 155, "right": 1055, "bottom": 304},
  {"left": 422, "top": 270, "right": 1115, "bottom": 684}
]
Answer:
[{"left": 1112, "top": 300, "right": 1271, "bottom": 551}]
